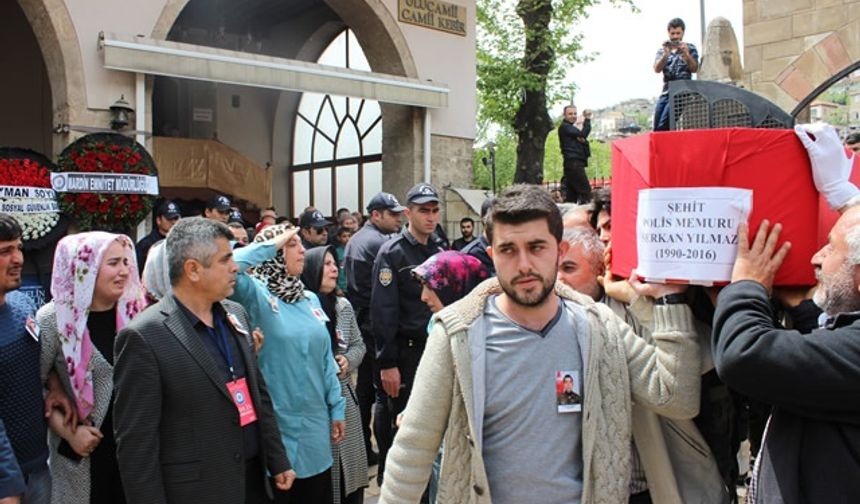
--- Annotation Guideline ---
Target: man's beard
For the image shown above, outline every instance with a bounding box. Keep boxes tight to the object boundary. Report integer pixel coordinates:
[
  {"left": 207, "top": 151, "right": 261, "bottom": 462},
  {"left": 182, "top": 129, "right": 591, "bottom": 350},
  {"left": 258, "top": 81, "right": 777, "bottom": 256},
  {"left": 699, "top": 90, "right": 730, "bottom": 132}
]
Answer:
[
  {"left": 498, "top": 271, "right": 555, "bottom": 307},
  {"left": 813, "top": 262, "right": 860, "bottom": 316}
]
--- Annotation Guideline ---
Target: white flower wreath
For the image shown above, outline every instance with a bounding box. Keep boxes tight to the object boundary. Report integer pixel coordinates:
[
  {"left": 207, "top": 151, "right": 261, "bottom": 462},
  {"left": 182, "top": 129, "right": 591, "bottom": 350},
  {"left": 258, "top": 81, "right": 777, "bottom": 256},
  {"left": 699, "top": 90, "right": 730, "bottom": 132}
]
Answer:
[{"left": 0, "top": 192, "right": 61, "bottom": 241}]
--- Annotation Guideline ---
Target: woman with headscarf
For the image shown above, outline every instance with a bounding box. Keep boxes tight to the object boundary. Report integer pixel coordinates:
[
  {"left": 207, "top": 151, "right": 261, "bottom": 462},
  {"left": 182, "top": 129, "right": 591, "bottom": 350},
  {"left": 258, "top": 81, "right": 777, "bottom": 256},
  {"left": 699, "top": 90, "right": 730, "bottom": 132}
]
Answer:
[
  {"left": 300, "top": 245, "right": 367, "bottom": 504},
  {"left": 411, "top": 250, "right": 489, "bottom": 504},
  {"left": 141, "top": 240, "right": 170, "bottom": 306},
  {"left": 413, "top": 250, "right": 490, "bottom": 314},
  {"left": 38, "top": 232, "right": 145, "bottom": 504},
  {"left": 230, "top": 224, "right": 345, "bottom": 504}
]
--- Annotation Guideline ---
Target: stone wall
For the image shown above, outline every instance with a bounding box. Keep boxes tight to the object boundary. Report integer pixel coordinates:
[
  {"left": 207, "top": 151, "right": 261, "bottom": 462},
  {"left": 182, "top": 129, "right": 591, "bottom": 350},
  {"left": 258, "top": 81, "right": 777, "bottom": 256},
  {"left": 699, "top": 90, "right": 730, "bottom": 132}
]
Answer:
[
  {"left": 743, "top": 0, "right": 860, "bottom": 113},
  {"left": 431, "top": 134, "right": 473, "bottom": 189}
]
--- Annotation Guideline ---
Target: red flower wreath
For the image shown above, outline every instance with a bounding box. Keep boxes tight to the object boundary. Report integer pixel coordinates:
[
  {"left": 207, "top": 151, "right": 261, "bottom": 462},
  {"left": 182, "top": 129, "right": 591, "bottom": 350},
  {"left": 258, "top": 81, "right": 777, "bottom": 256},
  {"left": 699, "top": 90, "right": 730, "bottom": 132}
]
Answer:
[
  {"left": 0, "top": 148, "right": 65, "bottom": 248},
  {"left": 56, "top": 133, "right": 157, "bottom": 232}
]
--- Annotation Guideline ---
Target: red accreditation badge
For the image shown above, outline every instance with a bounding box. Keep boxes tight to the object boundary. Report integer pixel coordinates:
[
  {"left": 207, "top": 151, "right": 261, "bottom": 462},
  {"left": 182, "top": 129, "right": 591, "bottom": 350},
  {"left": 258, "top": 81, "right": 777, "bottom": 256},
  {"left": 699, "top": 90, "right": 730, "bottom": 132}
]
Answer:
[{"left": 226, "top": 378, "right": 258, "bottom": 426}]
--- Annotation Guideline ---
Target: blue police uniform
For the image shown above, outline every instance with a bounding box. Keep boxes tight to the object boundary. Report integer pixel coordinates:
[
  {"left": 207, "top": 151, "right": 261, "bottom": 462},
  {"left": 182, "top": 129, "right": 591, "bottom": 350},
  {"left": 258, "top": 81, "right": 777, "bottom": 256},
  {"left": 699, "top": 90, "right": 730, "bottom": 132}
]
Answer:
[
  {"left": 371, "top": 227, "right": 444, "bottom": 370},
  {"left": 369, "top": 224, "right": 443, "bottom": 484},
  {"left": 343, "top": 192, "right": 404, "bottom": 471},
  {"left": 344, "top": 222, "right": 391, "bottom": 313}
]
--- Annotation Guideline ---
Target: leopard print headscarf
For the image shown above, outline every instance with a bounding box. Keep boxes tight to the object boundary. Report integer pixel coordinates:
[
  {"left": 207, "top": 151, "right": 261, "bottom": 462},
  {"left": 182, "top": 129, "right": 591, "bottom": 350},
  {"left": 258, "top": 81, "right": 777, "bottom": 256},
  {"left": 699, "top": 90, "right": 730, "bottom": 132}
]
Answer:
[{"left": 248, "top": 223, "right": 306, "bottom": 304}]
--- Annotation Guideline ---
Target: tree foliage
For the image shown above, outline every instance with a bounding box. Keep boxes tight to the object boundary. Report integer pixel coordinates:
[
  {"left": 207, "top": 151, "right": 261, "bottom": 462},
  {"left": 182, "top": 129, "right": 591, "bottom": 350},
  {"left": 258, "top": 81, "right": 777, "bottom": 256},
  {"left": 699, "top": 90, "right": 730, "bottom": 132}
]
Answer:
[
  {"left": 476, "top": 0, "right": 633, "bottom": 184},
  {"left": 473, "top": 124, "right": 611, "bottom": 191},
  {"left": 477, "top": 0, "right": 599, "bottom": 129}
]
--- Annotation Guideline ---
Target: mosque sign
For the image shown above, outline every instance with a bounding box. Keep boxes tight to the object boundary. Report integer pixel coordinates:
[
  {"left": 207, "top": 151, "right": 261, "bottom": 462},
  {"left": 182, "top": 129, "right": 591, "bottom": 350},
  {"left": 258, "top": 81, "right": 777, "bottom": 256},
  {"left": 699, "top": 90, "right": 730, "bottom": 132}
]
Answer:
[{"left": 398, "top": 0, "right": 467, "bottom": 36}]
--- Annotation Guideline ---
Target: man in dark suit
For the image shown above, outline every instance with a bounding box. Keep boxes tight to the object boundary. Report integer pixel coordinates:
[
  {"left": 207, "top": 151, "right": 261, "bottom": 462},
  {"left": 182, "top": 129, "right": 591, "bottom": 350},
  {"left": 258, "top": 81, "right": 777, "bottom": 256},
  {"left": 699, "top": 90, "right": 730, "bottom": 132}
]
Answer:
[{"left": 114, "top": 217, "right": 294, "bottom": 504}]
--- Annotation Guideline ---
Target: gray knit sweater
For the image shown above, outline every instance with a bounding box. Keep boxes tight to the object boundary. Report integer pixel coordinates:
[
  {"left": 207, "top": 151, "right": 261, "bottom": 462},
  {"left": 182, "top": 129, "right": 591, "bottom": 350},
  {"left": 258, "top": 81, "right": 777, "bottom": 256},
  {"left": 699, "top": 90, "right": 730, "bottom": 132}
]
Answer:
[{"left": 379, "top": 278, "right": 701, "bottom": 504}]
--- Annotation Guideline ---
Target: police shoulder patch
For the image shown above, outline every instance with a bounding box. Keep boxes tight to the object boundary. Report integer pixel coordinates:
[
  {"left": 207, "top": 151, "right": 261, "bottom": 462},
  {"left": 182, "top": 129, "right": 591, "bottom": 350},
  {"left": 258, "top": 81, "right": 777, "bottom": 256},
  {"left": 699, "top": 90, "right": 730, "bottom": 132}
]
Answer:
[{"left": 378, "top": 267, "right": 393, "bottom": 287}]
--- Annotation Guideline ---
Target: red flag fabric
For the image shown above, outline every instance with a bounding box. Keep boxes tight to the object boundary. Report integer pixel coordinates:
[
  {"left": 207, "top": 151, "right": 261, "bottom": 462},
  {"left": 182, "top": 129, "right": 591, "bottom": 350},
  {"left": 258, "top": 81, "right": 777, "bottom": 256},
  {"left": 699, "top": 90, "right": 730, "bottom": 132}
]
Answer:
[{"left": 610, "top": 128, "right": 860, "bottom": 286}]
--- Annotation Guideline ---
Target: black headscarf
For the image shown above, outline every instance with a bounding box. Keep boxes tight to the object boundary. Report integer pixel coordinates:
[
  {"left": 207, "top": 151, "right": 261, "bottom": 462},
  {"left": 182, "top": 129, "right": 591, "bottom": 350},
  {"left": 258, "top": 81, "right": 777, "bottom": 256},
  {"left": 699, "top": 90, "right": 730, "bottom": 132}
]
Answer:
[{"left": 300, "top": 245, "right": 338, "bottom": 356}]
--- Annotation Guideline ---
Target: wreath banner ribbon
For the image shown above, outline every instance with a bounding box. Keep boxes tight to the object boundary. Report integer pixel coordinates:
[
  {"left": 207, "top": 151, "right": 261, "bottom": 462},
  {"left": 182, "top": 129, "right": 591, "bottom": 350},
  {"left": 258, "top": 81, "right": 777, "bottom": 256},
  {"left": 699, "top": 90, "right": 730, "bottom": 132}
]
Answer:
[
  {"left": 0, "top": 185, "right": 57, "bottom": 199},
  {"left": 51, "top": 172, "right": 159, "bottom": 195},
  {"left": 0, "top": 200, "right": 59, "bottom": 214}
]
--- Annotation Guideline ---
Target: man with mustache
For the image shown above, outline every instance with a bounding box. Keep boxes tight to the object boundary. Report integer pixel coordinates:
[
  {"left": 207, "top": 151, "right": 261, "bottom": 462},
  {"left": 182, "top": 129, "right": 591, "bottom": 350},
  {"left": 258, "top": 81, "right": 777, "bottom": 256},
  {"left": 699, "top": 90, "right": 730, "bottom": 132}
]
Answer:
[
  {"left": 113, "top": 218, "right": 294, "bottom": 504},
  {"left": 0, "top": 213, "right": 81, "bottom": 504},
  {"left": 379, "top": 184, "right": 702, "bottom": 503}
]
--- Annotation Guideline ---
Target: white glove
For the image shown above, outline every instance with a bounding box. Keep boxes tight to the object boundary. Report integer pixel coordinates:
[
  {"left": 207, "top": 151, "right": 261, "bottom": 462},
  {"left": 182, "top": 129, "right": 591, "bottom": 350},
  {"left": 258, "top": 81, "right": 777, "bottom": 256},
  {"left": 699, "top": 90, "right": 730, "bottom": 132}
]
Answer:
[{"left": 794, "top": 123, "right": 859, "bottom": 210}]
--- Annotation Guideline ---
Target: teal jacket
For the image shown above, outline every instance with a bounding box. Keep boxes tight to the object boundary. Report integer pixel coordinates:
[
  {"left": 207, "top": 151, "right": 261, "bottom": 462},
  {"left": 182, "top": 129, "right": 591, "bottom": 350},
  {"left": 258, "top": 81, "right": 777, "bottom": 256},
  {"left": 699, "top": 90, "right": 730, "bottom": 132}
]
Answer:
[{"left": 231, "top": 242, "right": 345, "bottom": 478}]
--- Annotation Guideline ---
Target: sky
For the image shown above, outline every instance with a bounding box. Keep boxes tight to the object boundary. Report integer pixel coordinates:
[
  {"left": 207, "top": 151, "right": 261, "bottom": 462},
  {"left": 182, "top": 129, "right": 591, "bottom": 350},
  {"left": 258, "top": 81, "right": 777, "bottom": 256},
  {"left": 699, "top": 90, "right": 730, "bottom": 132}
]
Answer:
[{"left": 561, "top": 0, "right": 744, "bottom": 112}]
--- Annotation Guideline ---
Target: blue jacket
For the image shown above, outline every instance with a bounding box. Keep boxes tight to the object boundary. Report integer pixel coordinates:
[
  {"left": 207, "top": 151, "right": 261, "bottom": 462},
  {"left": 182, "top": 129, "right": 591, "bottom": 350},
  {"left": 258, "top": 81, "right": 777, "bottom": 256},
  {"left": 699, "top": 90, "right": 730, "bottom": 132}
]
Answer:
[
  {"left": 0, "top": 419, "right": 24, "bottom": 498},
  {"left": 231, "top": 242, "right": 345, "bottom": 478}
]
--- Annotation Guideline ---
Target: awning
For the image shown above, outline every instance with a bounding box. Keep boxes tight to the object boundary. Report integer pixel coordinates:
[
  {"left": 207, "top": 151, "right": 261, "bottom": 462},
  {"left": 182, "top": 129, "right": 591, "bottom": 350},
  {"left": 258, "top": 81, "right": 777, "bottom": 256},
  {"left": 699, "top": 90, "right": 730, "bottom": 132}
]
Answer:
[
  {"left": 100, "top": 33, "right": 449, "bottom": 109},
  {"left": 444, "top": 186, "right": 492, "bottom": 215},
  {"left": 152, "top": 137, "right": 272, "bottom": 209}
]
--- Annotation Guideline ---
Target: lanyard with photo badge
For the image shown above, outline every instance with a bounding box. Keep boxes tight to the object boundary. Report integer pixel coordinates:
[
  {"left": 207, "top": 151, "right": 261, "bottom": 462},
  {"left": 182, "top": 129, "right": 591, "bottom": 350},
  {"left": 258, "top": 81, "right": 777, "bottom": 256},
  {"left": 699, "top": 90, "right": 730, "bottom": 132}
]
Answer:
[{"left": 209, "top": 317, "right": 258, "bottom": 426}]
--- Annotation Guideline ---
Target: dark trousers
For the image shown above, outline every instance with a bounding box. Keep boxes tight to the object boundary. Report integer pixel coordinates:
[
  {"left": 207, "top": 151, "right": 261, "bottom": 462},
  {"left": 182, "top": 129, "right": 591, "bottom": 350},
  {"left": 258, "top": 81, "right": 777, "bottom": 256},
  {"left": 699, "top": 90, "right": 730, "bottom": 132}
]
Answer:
[
  {"left": 355, "top": 309, "right": 379, "bottom": 462},
  {"left": 341, "top": 465, "right": 364, "bottom": 504},
  {"left": 376, "top": 340, "right": 425, "bottom": 487},
  {"left": 563, "top": 158, "right": 592, "bottom": 204},
  {"left": 244, "top": 457, "right": 270, "bottom": 504},
  {"left": 653, "top": 93, "right": 671, "bottom": 131},
  {"left": 629, "top": 490, "right": 652, "bottom": 504},
  {"left": 695, "top": 371, "right": 740, "bottom": 503},
  {"left": 273, "top": 468, "right": 332, "bottom": 504},
  {"left": 90, "top": 421, "right": 126, "bottom": 504}
]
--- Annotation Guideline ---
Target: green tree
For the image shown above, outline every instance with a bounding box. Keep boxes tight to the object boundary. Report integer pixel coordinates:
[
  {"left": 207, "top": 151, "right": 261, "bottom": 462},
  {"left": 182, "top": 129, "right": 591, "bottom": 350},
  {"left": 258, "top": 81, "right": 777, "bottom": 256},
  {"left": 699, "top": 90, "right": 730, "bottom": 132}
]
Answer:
[
  {"left": 476, "top": 0, "right": 633, "bottom": 184},
  {"left": 588, "top": 140, "right": 611, "bottom": 179},
  {"left": 472, "top": 129, "right": 518, "bottom": 191},
  {"left": 543, "top": 132, "right": 611, "bottom": 182},
  {"left": 473, "top": 125, "right": 612, "bottom": 191}
]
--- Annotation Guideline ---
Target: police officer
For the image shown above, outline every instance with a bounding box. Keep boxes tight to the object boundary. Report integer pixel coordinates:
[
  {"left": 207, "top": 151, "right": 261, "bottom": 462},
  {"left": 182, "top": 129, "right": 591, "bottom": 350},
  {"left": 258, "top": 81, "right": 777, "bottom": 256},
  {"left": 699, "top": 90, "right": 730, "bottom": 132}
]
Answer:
[
  {"left": 204, "top": 194, "right": 232, "bottom": 223},
  {"left": 371, "top": 182, "right": 444, "bottom": 484},
  {"left": 343, "top": 192, "right": 404, "bottom": 468},
  {"left": 298, "top": 208, "right": 330, "bottom": 249},
  {"left": 135, "top": 199, "right": 180, "bottom": 273}
]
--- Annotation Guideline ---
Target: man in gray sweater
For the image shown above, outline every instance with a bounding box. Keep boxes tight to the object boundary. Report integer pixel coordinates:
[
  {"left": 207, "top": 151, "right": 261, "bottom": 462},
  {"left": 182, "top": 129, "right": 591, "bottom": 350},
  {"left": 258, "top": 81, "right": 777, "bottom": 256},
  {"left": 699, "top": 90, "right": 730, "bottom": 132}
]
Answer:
[{"left": 380, "top": 184, "right": 702, "bottom": 503}]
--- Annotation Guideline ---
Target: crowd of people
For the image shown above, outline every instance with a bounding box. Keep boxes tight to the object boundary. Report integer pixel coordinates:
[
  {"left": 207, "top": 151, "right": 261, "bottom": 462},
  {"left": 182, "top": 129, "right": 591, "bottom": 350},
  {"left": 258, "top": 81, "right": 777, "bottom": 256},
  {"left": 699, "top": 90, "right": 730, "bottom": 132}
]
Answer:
[{"left": 1, "top": 20, "right": 859, "bottom": 504}]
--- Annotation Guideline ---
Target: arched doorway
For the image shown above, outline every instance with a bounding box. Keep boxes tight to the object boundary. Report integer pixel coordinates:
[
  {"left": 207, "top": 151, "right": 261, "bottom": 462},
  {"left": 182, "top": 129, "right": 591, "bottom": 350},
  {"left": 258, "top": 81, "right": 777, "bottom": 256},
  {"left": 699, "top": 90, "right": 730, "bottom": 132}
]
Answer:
[
  {"left": 790, "top": 62, "right": 860, "bottom": 139},
  {"left": 0, "top": 1, "right": 52, "bottom": 154},
  {"left": 791, "top": 60, "right": 860, "bottom": 120},
  {"left": 152, "top": 0, "right": 421, "bottom": 217}
]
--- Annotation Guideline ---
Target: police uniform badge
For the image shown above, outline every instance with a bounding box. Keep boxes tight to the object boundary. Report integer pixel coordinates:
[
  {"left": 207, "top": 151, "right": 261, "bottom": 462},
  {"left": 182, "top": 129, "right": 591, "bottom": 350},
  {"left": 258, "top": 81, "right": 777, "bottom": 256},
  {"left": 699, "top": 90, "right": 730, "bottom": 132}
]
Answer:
[{"left": 378, "top": 267, "right": 393, "bottom": 287}]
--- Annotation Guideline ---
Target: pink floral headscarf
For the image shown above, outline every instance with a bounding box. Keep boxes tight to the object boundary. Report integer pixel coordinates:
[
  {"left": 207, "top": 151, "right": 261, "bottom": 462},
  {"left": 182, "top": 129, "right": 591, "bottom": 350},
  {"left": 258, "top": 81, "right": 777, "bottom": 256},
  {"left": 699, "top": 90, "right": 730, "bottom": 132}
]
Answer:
[{"left": 51, "top": 232, "right": 145, "bottom": 420}]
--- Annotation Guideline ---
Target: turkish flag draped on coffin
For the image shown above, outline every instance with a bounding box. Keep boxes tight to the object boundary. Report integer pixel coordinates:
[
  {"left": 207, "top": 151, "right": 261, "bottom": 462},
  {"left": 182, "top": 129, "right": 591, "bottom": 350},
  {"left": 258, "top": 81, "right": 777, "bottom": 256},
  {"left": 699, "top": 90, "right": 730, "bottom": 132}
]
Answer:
[{"left": 610, "top": 128, "right": 860, "bottom": 286}]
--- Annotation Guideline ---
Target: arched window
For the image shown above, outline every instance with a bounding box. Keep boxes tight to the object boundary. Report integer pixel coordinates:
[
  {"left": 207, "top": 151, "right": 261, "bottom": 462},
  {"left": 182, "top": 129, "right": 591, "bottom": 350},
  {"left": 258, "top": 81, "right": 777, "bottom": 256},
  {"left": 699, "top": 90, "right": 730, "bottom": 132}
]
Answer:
[{"left": 292, "top": 29, "right": 382, "bottom": 217}]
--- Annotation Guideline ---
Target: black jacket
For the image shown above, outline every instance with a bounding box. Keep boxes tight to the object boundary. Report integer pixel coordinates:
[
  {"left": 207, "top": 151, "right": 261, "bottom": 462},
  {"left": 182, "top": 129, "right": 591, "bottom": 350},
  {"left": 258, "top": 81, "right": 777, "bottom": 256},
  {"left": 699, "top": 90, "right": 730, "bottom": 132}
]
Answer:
[
  {"left": 371, "top": 228, "right": 443, "bottom": 368},
  {"left": 462, "top": 235, "right": 495, "bottom": 276},
  {"left": 713, "top": 281, "right": 860, "bottom": 503},
  {"left": 558, "top": 118, "right": 591, "bottom": 162},
  {"left": 113, "top": 296, "right": 290, "bottom": 504},
  {"left": 135, "top": 228, "right": 166, "bottom": 274},
  {"left": 344, "top": 222, "right": 392, "bottom": 312}
]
